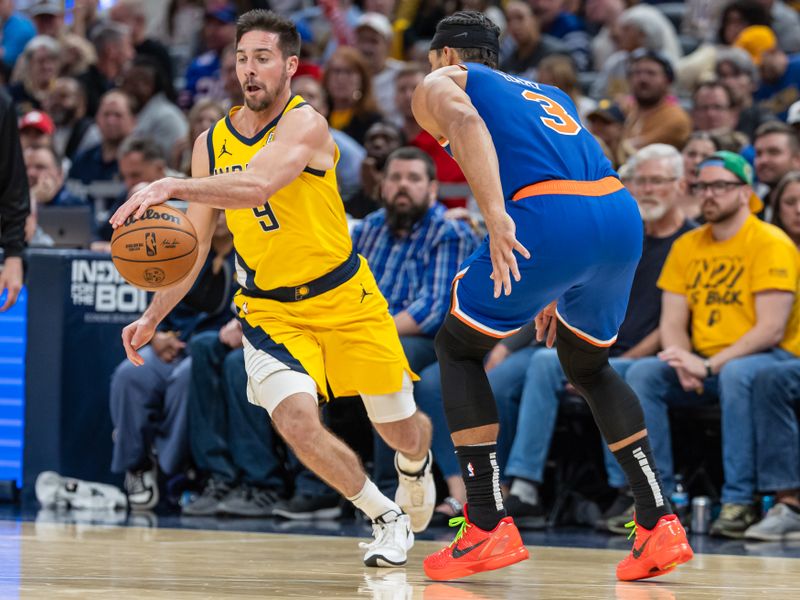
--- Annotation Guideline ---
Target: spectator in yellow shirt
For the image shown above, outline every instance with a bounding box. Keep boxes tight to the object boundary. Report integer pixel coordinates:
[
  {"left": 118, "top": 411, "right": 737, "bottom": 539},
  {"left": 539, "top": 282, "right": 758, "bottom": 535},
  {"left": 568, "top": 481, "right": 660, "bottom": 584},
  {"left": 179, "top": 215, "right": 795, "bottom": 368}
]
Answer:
[{"left": 624, "top": 151, "right": 800, "bottom": 539}]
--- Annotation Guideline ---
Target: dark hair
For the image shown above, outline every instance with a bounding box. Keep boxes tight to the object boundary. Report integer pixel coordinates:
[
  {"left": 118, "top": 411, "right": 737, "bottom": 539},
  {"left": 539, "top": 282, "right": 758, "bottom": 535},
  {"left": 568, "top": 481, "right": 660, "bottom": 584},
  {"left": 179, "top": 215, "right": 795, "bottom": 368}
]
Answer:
[
  {"left": 31, "top": 144, "right": 62, "bottom": 173},
  {"left": 90, "top": 23, "right": 130, "bottom": 56},
  {"left": 754, "top": 120, "right": 800, "bottom": 153},
  {"left": 717, "top": 0, "right": 771, "bottom": 44},
  {"left": 384, "top": 146, "right": 437, "bottom": 181},
  {"left": 692, "top": 80, "right": 735, "bottom": 109},
  {"left": 433, "top": 11, "right": 500, "bottom": 69},
  {"left": 771, "top": 170, "right": 800, "bottom": 232},
  {"left": 131, "top": 55, "right": 167, "bottom": 96},
  {"left": 236, "top": 9, "right": 300, "bottom": 58},
  {"left": 99, "top": 88, "right": 136, "bottom": 115},
  {"left": 118, "top": 136, "right": 166, "bottom": 163},
  {"left": 686, "top": 130, "right": 721, "bottom": 148}
]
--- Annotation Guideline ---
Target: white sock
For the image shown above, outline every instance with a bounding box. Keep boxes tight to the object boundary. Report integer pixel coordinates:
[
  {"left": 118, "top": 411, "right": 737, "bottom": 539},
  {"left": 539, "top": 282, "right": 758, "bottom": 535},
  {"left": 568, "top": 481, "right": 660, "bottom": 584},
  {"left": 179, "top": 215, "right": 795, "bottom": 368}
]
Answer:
[
  {"left": 396, "top": 451, "right": 428, "bottom": 475},
  {"left": 347, "top": 478, "right": 402, "bottom": 521},
  {"left": 510, "top": 478, "right": 539, "bottom": 506}
]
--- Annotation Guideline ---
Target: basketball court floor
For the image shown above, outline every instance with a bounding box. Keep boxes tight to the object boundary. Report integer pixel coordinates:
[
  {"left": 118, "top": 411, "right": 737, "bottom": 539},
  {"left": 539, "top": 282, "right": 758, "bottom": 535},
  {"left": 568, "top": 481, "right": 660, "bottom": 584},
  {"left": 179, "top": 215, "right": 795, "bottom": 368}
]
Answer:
[{"left": 1, "top": 507, "right": 799, "bottom": 599}]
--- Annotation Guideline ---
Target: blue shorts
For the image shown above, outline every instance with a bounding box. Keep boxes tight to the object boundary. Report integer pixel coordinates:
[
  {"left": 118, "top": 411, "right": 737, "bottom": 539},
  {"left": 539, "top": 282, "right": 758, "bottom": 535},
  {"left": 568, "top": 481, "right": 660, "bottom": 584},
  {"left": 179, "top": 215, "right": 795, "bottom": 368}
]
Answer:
[{"left": 451, "top": 182, "right": 643, "bottom": 347}]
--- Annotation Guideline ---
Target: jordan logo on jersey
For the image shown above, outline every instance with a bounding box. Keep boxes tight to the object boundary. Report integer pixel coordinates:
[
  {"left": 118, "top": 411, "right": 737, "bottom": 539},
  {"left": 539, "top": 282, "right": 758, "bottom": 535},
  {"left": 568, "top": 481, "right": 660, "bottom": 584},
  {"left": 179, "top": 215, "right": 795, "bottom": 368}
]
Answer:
[
  {"left": 360, "top": 284, "right": 373, "bottom": 304},
  {"left": 218, "top": 139, "right": 232, "bottom": 158}
]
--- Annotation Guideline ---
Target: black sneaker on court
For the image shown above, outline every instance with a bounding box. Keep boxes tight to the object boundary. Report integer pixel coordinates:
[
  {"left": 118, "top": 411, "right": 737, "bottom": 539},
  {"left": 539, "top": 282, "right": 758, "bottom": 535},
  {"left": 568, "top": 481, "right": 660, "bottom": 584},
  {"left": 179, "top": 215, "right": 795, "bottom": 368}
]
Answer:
[
  {"left": 597, "top": 491, "right": 635, "bottom": 533},
  {"left": 217, "top": 485, "right": 281, "bottom": 517},
  {"left": 710, "top": 503, "right": 759, "bottom": 538},
  {"left": 272, "top": 493, "right": 342, "bottom": 520},
  {"left": 182, "top": 478, "right": 232, "bottom": 516},
  {"left": 505, "top": 494, "right": 546, "bottom": 529}
]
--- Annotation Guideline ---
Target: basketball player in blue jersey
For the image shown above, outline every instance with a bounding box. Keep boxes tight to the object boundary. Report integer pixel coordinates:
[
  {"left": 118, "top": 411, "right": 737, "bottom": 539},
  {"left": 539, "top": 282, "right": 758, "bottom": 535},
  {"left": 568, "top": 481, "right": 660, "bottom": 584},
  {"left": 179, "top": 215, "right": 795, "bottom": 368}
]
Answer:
[
  {"left": 412, "top": 11, "right": 693, "bottom": 582},
  {"left": 109, "top": 10, "right": 437, "bottom": 567}
]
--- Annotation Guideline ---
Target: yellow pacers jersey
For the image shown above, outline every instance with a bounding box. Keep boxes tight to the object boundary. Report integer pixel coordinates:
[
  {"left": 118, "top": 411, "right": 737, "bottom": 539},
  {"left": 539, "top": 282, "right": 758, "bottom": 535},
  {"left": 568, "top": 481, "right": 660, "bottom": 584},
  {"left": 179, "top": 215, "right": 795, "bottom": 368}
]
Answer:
[
  {"left": 208, "top": 95, "right": 352, "bottom": 290},
  {"left": 658, "top": 216, "right": 800, "bottom": 357}
]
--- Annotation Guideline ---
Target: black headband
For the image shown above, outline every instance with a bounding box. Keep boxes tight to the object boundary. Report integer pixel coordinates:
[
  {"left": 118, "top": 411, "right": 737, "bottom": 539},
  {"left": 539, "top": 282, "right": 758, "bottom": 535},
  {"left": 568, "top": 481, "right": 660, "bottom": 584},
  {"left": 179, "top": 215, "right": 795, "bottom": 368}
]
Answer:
[{"left": 430, "top": 24, "right": 499, "bottom": 55}]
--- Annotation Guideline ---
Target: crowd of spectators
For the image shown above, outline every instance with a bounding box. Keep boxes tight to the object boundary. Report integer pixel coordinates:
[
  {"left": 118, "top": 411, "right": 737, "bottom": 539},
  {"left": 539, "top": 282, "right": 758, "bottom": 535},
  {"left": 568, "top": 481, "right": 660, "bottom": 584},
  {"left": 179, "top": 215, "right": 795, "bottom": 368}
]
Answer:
[{"left": 2, "top": 0, "right": 800, "bottom": 543}]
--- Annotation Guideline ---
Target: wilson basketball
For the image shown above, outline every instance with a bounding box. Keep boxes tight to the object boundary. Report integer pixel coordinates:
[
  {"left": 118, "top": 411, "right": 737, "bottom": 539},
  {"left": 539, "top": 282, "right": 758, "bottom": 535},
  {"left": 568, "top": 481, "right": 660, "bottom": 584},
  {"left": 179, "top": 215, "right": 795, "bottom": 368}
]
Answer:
[{"left": 110, "top": 204, "right": 198, "bottom": 291}]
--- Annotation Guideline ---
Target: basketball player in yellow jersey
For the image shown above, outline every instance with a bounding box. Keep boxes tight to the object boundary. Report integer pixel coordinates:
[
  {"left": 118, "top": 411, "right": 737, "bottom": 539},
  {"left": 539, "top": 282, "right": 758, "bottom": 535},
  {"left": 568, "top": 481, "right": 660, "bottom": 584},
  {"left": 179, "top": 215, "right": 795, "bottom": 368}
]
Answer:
[{"left": 109, "top": 10, "right": 435, "bottom": 567}]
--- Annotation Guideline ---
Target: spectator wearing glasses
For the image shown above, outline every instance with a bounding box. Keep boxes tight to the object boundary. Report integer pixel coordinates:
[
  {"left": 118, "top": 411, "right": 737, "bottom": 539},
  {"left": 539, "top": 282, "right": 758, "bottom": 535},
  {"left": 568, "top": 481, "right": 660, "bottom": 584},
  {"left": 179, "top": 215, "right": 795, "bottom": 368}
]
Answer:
[
  {"left": 691, "top": 81, "right": 739, "bottom": 136},
  {"left": 624, "top": 151, "right": 800, "bottom": 539}
]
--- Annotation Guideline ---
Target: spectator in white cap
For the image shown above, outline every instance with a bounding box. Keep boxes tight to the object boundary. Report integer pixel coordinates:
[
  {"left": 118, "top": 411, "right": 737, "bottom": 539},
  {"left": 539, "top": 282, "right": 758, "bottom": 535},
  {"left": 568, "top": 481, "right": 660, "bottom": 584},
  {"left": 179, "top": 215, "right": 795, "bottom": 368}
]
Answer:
[
  {"left": 354, "top": 12, "right": 404, "bottom": 126},
  {"left": 28, "top": 0, "right": 64, "bottom": 39}
]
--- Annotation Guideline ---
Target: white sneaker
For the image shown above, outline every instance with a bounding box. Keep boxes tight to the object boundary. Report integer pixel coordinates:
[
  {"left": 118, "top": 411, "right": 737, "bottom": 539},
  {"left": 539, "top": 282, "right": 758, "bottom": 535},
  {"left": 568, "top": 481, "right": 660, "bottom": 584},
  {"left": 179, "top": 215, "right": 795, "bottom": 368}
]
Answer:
[
  {"left": 394, "top": 450, "right": 435, "bottom": 532},
  {"left": 35, "top": 471, "right": 127, "bottom": 511},
  {"left": 360, "top": 511, "right": 414, "bottom": 567},
  {"left": 124, "top": 464, "right": 159, "bottom": 511}
]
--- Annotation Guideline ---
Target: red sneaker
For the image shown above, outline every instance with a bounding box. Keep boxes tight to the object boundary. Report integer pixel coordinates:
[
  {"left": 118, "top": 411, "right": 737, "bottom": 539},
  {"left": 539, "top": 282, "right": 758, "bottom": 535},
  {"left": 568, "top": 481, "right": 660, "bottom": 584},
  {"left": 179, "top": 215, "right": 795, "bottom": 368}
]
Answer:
[
  {"left": 423, "top": 505, "right": 529, "bottom": 581},
  {"left": 617, "top": 514, "right": 694, "bottom": 581}
]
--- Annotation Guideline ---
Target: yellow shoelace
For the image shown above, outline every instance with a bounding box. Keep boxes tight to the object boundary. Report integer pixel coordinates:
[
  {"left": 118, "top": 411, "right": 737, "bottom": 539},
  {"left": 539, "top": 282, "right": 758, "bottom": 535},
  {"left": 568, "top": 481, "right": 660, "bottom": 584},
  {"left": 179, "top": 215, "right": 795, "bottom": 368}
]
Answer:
[
  {"left": 625, "top": 520, "right": 637, "bottom": 540},
  {"left": 448, "top": 516, "right": 468, "bottom": 546}
]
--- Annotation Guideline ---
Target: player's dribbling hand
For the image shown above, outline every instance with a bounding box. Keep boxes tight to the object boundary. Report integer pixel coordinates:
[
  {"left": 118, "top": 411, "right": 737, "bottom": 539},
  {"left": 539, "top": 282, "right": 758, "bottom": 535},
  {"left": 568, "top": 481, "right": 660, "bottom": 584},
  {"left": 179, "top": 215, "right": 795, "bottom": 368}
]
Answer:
[
  {"left": 534, "top": 300, "right": 558, "bottom": 348},
  {"left": 121, "top": 317, "right": 157, "bottom": 366},
  {"left": 109, "top": 178, "right": 175, "bottom": 229},
  {"left": 487, "top": 213, "right": 530, "bottom": 298}
]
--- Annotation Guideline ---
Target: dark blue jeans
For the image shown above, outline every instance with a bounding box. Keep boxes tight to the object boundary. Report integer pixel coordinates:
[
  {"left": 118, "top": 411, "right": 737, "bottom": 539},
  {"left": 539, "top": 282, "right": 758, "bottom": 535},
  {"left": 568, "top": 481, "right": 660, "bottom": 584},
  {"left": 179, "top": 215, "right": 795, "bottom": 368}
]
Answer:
[
  {"left": 501, "top": 348, "right": 630, "bottom": 488},
  {"left": 752, "top": 359, "right": 800, "bottom": 492},
  {"left": 188, "top": 331, "right": 284, "bottom": 489},
  {"left": 625, "top": 349, "right": 795, "bottom": 504}
]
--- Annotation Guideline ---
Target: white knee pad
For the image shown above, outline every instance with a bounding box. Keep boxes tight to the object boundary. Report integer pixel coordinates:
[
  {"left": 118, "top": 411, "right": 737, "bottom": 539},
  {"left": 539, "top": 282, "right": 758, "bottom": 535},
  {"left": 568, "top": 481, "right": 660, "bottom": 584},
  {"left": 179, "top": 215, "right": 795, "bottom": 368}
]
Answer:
[
  {"left": 361, "top": 372, "right": 417, "bottom": 424},
  {"left": 243, "top": 337, "right": 318, "bottom": 415}
]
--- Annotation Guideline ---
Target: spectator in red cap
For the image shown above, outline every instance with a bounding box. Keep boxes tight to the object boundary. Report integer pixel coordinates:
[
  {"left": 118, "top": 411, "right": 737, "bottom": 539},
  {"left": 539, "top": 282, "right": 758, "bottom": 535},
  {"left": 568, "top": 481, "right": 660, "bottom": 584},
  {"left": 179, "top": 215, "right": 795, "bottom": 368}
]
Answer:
[{"left": 18, "top": 109, "right": 55, "bottom": 150}]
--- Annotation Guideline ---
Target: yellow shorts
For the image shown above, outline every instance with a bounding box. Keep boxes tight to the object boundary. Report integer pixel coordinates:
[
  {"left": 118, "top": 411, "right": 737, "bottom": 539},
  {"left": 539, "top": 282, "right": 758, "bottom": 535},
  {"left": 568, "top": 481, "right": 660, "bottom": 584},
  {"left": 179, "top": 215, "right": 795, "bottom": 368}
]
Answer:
[{"left": 235, "top": 256, "right": 417, "bottom": 400}]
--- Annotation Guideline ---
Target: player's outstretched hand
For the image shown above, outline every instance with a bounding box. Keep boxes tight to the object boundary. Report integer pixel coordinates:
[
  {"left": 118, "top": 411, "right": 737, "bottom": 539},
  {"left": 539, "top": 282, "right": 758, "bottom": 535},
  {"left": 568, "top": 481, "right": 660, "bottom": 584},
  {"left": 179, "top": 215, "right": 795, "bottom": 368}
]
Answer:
[
  {"left": 109, "top": 178, "right": 175, "bottom": 229},
  {"left": 121, "top": 316, "right": 157, "bottom": 366},
  {"left": 487, "top": 213, "right": 530, "bottom": 298},
  {"left": 534, "top": 301, "right": 558, "bottom": 348}
]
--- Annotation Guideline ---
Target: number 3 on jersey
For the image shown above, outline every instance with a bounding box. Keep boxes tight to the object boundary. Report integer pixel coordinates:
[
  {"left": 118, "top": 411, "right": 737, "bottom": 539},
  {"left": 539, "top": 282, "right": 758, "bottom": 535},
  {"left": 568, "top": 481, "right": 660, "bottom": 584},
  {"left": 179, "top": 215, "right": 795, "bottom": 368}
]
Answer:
[
  {"left": 521, "top": 90, "right": 581, "bottom": 136},
  {"left": 253, "top": 201, "right": 279, "bottom": 232}
]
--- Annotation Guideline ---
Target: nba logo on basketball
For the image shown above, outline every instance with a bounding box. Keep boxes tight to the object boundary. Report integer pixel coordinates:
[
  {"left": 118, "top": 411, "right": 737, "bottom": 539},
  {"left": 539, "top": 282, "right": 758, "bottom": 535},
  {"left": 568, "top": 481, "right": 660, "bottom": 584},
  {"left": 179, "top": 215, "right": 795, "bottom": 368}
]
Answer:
[{"left": 145, "top": 232, "right": 157, "bottom": 257}]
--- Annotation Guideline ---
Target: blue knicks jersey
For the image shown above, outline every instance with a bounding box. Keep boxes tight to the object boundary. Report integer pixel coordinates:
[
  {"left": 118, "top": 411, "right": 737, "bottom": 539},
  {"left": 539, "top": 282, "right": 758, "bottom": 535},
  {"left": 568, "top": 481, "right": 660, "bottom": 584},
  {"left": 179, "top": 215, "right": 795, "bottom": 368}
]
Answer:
[{"left": 458, "top": 63, "right": 616, "bottom": 200}]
